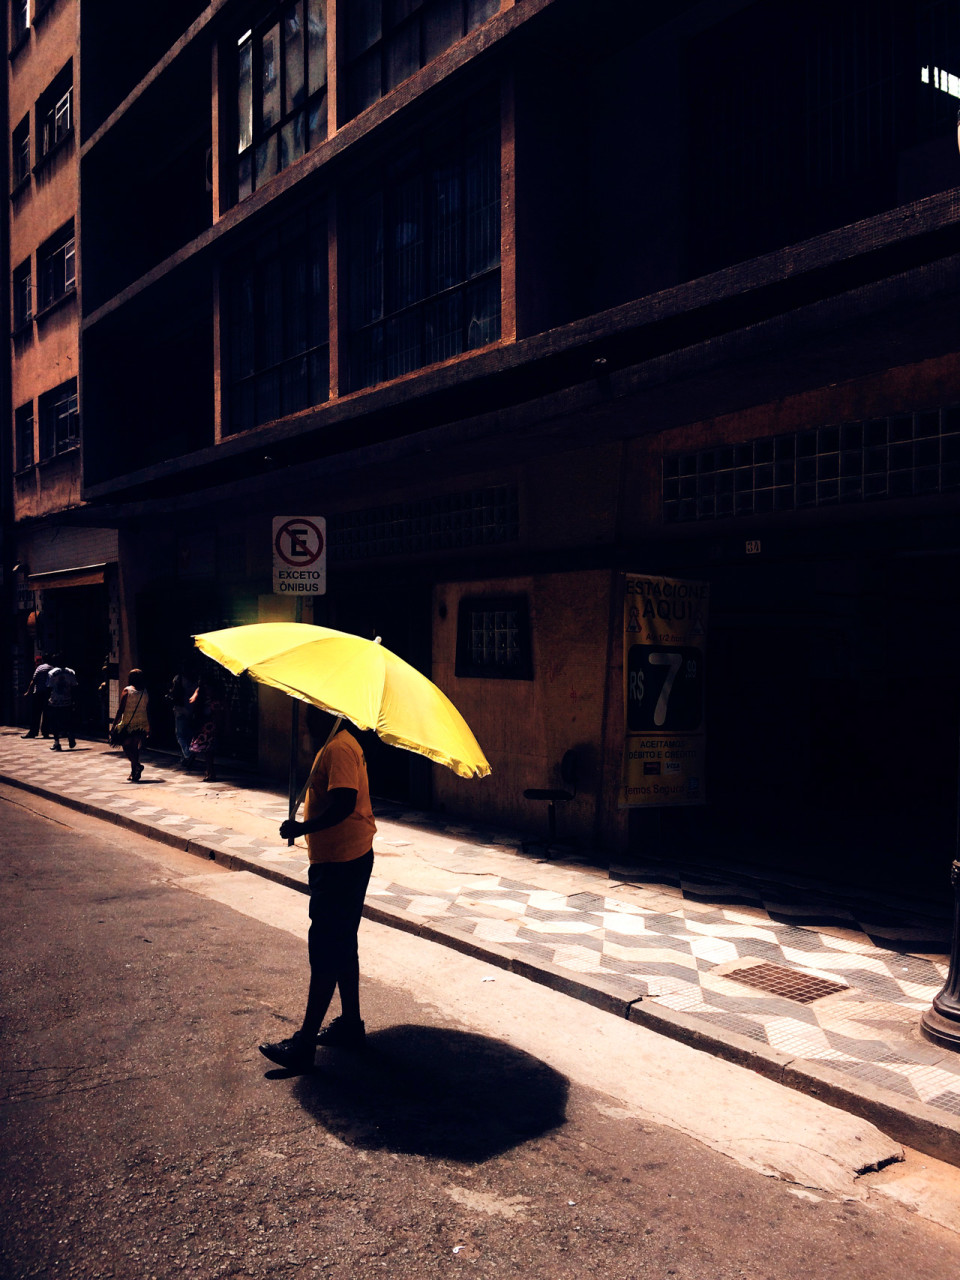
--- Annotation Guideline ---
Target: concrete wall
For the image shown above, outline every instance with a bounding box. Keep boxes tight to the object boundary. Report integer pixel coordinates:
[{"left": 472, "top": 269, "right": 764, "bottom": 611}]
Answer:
[{"left": 432, "top": 568, "right": 628, "bottom": 852}]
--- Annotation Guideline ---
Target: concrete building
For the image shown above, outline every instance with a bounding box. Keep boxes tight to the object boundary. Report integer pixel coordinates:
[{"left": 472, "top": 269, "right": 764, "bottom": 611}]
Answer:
[
  {"left": 5, "top": 0, "right": 118, "bottom": 729},
  {"left": 7, "top": 0, "right": 960, "bottom": 902}
]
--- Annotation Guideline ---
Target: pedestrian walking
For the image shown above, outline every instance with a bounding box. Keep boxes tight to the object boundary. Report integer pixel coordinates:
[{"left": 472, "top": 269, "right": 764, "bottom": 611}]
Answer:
[
  {"left": 111, "top": 669, "right": 150, "bottom": 783},
  {"left": 46, "top": 658, "right": 78, "bottom": 751},
  {"left": 260, "top": 710, "right": 376, "bottom": 1072},
  {"left": 167, "top": 661, "right": 198, "bottom": 767},
  {"left": 21, "top": 654, "right": 53, "bottom": 739},
  {"left": 187, "top": 678, "right": 221, "bottom": 782}
]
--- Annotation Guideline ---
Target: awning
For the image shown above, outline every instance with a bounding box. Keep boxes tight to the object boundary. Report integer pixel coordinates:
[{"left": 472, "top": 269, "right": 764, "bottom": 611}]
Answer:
[{"left": 29, "top": 563, "right": 107, "bottom": 590}]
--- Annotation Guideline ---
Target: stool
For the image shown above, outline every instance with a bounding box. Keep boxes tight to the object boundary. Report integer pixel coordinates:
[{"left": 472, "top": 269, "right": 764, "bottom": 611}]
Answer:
[{"left": 522, "top": 750, "right": 578, "bottom": 853}]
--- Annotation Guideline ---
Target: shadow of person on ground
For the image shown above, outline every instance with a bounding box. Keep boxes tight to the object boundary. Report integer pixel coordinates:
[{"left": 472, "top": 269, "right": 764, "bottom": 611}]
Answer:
[{"left": 287, "top": 1025, "right": 569, "bottom": 1163}]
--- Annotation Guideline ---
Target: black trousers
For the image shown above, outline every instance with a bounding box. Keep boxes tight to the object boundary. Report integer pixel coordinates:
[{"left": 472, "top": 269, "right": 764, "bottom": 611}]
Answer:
[{"left": 302, "top": 849, "right": 374, "bottom": 1038}]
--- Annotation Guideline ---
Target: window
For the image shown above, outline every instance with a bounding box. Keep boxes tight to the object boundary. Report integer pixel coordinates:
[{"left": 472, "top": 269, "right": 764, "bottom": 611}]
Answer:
[
  {"left": 12, "top": 116, "right": 30, "bottom": 190},
  {"left": 12, "top": 259, "right": 32, "bottom": 331},
  {"left": 456, "top": 595, "right": 532, "bottom": 679},
  {"left": 917, "top": 1, "right": 960, "bottom": 140},
  {"left": 225, "top": 203, "right": 328, "bottom": 433},
  {"left": 662, "top": 404, "right": 960, "bottom": 524},
  {"left": 347, "top": 107, "right": 500, "bottom": 391},
  {"left": 39, "top": 380, "right": 79, "bottom": 460},
  {"left": 343, "top": 0, "right": 500, "bottom": 122},
  {"left": 37, "top": 221, "right": 75, "bottom": 312},
  {"left": 15, "top": 403, "right": 34, "bottom": 471},
  {"left": 236, "top": 1, "right": 327, "bottom": 202},
  {"left": 330, "top": 485, "right": 519, "bottom": 560},
  {"left": 11, "top": 0, "right": 29, "bottom": 49},
  {"left": 36, "top": 62, "right": 73, "bottom": 165}
]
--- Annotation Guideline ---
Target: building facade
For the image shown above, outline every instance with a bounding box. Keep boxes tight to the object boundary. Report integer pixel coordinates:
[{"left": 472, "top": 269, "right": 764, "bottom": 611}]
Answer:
[
  {"left": 7, "top": 0, "right": 960, "bottom": 902},
  {"left": 5, "top": 0, "right": 119, "bottom": 729}
]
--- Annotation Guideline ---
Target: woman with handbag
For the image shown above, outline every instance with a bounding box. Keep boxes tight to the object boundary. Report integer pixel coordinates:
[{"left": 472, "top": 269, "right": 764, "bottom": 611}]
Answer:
[{"left": 111, "top": 669, "right": 150, "bottom": 783}]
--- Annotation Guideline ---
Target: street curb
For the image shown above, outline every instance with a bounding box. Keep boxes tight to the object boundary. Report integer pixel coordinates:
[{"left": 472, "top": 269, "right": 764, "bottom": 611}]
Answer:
[{"left": 4, "top": 767, "right": 960, "bottom": 1168}]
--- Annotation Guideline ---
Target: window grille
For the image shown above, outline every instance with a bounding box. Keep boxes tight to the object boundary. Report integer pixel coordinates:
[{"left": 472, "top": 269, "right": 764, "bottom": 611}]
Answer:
[
  {"left": 330, "top": 485, "right": 518, "bottom": 561},
  {"left": 347, "top": 107, "right": 500, "bottom": 391},
  {"left": 455, "top": 594, "right": 533, "bottom": 680},
  {"left": 662, "top": 405, "right": 960, "bottom": 524},
  {"left": 236, "top": 1, "right": 327, "bottom": 202},
  {"left": 342, "top": 0, "right": 500, "bottom": 122},
  {"left": 39, "top": 380, "right": 79, "bottom": 461},
  {"left": 37, "top": 222, "right": 75, "bottom": 312},
  {"left": 224, "top": 203, "right": 328, "bottom": 433},
  {"left": 15, "top": 403, "right": 34, "bottom": 472}
]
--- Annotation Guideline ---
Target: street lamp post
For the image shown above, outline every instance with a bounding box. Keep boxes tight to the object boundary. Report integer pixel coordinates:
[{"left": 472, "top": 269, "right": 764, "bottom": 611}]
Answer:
[{"left": 918, "top": 109, "right": 960, "bottom": 1052}]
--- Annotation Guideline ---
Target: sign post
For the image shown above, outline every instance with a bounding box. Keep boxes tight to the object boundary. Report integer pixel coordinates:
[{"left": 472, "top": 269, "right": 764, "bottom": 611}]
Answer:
[
  {"left": 619, "top": 573, "right": 709, "bottom": 808},
  {"left": 272, "top": 516, "right": 326, "bottom": 596},
  {"left": 273, "top": 517, "right": 326, "bottom": 842}
]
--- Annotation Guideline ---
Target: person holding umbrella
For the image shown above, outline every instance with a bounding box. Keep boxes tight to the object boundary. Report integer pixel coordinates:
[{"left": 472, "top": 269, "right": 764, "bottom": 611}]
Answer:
[{"left": 259, "top": 707, "right": 377, "bottom": 1072}]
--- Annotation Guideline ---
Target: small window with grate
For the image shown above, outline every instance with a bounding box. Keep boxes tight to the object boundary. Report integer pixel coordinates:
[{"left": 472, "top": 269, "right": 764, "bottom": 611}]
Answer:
[
  {"left": 12, "top": 258, "right": 32, "bottom": 332},
  {"left": 39, "top": 379, "right": 79, "bottom": 461},
  {"left": 36, "top": 62, "right": 73, "bottom": 166},
  {"left": 37, "top": 220, "right": 75, "bottom": 313},
  {"left": 456, "top": 595, "right": 532, "bottom": 679}
]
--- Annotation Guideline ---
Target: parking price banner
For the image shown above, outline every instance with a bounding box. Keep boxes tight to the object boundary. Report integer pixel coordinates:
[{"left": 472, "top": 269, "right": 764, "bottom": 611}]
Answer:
[{"left": 619, "top": 573, "right": 709, "bottom": 808}]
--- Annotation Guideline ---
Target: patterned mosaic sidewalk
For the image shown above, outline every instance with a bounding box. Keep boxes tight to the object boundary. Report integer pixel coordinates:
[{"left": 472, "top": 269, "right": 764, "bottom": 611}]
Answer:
[{"left": 2, "top": 728, "right": 960, "bottom": 1122}]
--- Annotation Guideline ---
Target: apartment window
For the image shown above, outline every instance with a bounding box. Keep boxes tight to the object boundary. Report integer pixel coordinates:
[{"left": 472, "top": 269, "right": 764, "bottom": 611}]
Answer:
[
  {"left": 39, "top": 380, "right": 79, "bottom": 460},
  {"left": 37, "top": 222, "right": 76, "bottom": 312},
  {"left": 12, "top": 116, "right": 30, "bottom": 190},
  {"left": 236, "top": 1, "right": 327, "bottom": 202},
  {"left": 689, "top": 1, "right": 898, "bottom": 271},
  {"left": 918, "top": 1, "right": 960, "bottom": 140},
  {"left": 347, "top": 108, "right": 500, "bottom": 391},
  {"left": 225, "top": 204, "right": 329, "bottom": 433},
  {"left": 36, "top": 62, "right": 73, "bottom": 164},
  {"left": 12, "top": 259, "right": 32, "bottom": 331},
  {"left": 15, "top": 403, "right": 35, "bottom": 471},
  {"left": 11, "top": 0, "right": 29, "bottom": 49},
  {"left": 343, "top": 0, "right": 500, "bottom": 121},
  {"left": 456, "top": 595, "right": 533, "bottom": 679}
]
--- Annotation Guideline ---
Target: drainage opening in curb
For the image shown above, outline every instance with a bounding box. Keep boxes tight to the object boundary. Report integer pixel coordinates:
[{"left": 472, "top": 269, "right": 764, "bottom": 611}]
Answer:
[{"left": 725, "top": 962, "right": 847, "bottom": 1004}]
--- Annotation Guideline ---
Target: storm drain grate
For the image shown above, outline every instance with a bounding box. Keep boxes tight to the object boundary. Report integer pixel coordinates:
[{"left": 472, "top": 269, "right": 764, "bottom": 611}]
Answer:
[{"left": 726, "top": 962, "right": 847, "bottom": 1004}]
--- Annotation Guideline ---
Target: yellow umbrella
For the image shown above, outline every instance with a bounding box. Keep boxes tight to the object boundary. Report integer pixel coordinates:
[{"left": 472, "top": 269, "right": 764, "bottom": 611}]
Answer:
[{"left": 193, "top": 621, "right": 491, "bottom": 780}]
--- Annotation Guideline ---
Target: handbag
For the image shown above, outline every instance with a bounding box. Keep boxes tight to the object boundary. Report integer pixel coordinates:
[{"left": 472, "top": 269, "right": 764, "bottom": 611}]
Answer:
[{"left": 111, "top": 691, "right": 145, "bottom": 745}]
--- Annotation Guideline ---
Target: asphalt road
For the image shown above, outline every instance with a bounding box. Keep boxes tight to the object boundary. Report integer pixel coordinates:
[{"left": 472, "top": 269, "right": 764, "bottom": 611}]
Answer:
[{"left": 2, "top": 786, "right": 960, "bottom": 1280}]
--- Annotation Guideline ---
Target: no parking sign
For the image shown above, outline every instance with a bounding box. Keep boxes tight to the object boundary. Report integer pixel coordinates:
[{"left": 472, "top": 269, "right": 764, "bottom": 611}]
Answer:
[{"left": 272, "top": 516, "right": 326, "bottom": 596}]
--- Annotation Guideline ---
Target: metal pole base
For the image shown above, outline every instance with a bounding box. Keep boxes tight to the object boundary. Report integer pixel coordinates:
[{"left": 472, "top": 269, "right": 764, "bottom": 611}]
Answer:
[{"left": 920, "top": 1006, "right": 960, "bottom": 1051}]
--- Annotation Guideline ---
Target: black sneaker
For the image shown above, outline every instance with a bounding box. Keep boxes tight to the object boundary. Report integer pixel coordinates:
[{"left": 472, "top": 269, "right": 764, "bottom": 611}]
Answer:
[
  {"left": 21, "top": 733, "right": 37, "bottom": 739},
  {"left": 258, "top": 1033, "right": 315, "bottom": 1072},
  {"left": 51, "top": 743, "right": 62, "bottom": 751},
  {"left": 316, "top": 1016, "right": 366, "bottom": 1050}
]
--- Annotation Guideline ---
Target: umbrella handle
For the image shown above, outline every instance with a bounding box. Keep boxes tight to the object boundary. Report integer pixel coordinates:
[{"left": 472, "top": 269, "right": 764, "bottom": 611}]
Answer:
[{"left": 290, "top": 714, "right": 344, "bottom": 821}]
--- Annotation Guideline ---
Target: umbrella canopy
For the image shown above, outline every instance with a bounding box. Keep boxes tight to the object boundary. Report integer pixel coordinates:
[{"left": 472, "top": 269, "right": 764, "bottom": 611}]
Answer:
[{"left": 193, "top": 622, "right": 491, "bottom": 780}]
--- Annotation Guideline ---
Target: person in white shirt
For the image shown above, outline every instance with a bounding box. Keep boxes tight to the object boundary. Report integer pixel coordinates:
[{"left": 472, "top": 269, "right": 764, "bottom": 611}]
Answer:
[{"left": 47, "top": 658, "right": 78, "bottom": 751}]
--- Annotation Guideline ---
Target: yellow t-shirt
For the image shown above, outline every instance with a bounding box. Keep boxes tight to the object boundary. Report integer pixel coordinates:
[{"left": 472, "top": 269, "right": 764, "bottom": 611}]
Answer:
[{"left": 304, "top": 730, "right": 376, "bottom": 864}]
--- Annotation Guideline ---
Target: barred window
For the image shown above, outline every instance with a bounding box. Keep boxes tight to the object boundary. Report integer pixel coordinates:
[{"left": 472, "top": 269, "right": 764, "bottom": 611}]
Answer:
[
  {"left": 342, "top": 0, "right": 500, "bottom": 122},
  {"left": 347, "top": 106, "right": 500, "bottom": 391},
  {"left": 456, "top": 595, "right": 533, "bottom": 680},
  {"left": 39, "top": 380, "right": 79, "bottom": 461},
  {"left": 663, "top": 404, "right": 960, "bottom": 524},
  {"left": 225, "top": 203, "right": 328, "bottom": 433},
  {"left": 236, "top": 1, "right": 327, "bottom": 203}
]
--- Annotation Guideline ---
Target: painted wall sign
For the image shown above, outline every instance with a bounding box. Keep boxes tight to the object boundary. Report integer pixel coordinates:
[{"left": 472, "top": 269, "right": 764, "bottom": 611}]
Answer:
[
  {"left": 620, "top": 573, "right": 709, "bottom": 808},
  {"left": 272, "top": 516, "right": 326, "bottom": 595}
]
